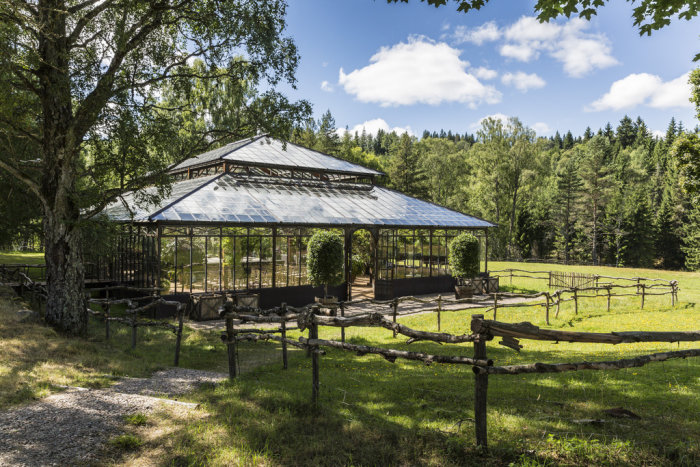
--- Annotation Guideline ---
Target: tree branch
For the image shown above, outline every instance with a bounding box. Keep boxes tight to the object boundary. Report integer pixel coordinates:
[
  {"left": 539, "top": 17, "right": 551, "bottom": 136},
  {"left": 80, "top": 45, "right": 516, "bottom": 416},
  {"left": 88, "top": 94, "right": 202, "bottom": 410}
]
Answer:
[{"left": 0, "top": 158, "right": 47, "bottom": 208}]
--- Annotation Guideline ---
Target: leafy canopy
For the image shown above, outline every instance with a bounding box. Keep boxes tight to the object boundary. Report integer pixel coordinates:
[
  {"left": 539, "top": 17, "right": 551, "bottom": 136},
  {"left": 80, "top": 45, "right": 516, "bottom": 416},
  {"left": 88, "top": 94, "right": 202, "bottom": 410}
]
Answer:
[
  {"left": 389, "top": 1, "right": 699, "bottom": 45},
  {"left": 307, "top": 231, "right": 344, "bottom": 289},
  {"left": 448, "top": 232, "right": 480, "bottom": 278}
]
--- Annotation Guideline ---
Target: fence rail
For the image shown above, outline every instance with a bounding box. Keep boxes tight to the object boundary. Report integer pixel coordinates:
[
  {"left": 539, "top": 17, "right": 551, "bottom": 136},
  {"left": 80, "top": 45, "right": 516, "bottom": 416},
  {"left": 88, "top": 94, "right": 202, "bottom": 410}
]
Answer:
[{"left": 218, "top": 301, "right": 699, "bottom": 450}]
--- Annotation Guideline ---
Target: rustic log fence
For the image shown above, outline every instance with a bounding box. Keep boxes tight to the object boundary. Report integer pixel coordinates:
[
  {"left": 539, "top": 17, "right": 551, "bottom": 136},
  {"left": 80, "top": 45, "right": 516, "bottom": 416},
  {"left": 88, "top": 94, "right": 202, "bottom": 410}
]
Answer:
[
  {"left": 218, "top": 302, "right": 699, "bottom": 449},
  {"left": 85, "top": 291, "right": 186, "bottom": 366}
]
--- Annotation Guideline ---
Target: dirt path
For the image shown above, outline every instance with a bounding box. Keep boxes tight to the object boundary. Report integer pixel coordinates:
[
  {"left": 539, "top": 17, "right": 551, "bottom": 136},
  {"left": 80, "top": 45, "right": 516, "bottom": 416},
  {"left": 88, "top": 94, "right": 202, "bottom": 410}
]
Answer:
[{"left": 0, "top": 368, "right": 226, "bottom": 467}]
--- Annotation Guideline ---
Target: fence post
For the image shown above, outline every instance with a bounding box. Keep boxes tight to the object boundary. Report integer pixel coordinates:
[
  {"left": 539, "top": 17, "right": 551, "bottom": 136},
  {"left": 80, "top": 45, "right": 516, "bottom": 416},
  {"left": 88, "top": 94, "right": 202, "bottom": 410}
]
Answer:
[
  {"left": 545, "top": 293, "right": 550, "bottom": 325},
  {"left": 641, "top": 284, "right": 645, "bottom": 309},
  {"left": 392, "top": 299, "right": 398, "bottom": 337},
  {"left": 510, "top": 269, "right": 513, "bottom": 286},
  {"left": 471, "top": 314, "right": 489, "bottom": 450},
  {"left": 671, "top": 282, "right": 676, "bottom": 307},
  {"left": 607, "top": 286, "right": 611, "bottom": 313},
  {"left": 594, "top": 276, "right": 599, "bottom": 295},
  {"left": 340, "top": 301, "right": 345, "bottom": 343},
  {"left": 573, "top": 288, "right": 578, "bottom": 315},
  {"left": 493, "top": 293, "right": 498, "bottom": 320},
  {"left": 130, "top": 305, "right": 137, "bottom": 349},
  {"left": 225, "top": 317, "right": 238, "bottom": 379},
  {"left": 548, "top": 271, "right": 551, "bottom": 288},
  {"left": 437, "top": 294, "right": 442, "bottom": 331},
  {"left": 174, "top": 304, "right": 184, "bottom": 367},
  {"left": 310, "top": 316, "right": 320, "bottom": 404},
  {"left": 636, "top": 278, "right": 641, "bottom": 295},
  {"left": 103, "top": 303, "right": 110, "bottom": 341},
  {"left": 281, "top": 303, "right": 288, "bottom": 370}
]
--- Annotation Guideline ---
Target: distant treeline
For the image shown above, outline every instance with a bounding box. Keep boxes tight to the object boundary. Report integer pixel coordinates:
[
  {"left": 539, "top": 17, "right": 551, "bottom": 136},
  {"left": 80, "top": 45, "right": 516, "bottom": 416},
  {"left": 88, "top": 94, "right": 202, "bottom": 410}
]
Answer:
[{"left": 291, "top": 111, "right": 700, "bottom": 271}]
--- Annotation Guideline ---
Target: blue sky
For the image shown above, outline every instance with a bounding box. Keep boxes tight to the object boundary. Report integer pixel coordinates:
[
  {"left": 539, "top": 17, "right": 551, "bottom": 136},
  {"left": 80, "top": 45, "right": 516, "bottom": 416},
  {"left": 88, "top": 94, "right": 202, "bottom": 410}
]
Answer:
[{"left": 281, "top": 0, "right": 699, "bottom": 138}]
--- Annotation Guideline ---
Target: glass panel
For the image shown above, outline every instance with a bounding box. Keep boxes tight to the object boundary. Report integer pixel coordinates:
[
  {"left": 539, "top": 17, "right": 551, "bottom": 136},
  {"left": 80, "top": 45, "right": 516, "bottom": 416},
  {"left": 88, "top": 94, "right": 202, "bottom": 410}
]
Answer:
[
  {"left": 206, "top": 236, "right": 221, "bottom": 291},
  {"left": 161, "top": 236, "right": 177, "bottom": 293},
  {"left": 176, "top": 237, "right": 191, "bottom": 293},
  {"left": 191, "top": 236, "right": 206, "bottom": 292}
]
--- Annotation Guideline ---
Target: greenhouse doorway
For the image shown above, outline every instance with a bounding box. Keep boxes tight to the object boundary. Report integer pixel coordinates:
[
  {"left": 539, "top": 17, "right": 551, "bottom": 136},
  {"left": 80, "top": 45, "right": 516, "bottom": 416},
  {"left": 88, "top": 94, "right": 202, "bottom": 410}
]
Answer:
[{"left": 348, "top": 229, "right": 376, "bottom": 301}]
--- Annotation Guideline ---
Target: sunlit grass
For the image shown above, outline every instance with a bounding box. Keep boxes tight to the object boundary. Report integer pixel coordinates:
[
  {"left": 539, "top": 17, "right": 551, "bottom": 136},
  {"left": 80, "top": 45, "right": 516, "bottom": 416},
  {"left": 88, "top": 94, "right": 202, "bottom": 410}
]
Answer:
[
  {"left": 1, "top": 259, "right": 698, "bottom": 465},
  {"left": 112, "top": 262, "right": 699, "bottom": 466}
]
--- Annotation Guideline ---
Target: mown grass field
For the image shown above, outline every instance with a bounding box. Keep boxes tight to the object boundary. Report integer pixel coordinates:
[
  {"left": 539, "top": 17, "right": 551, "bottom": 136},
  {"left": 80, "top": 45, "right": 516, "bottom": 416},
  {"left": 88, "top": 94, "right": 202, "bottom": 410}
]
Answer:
[{"left": 0, "top": 255, "right": 698, "bottom": 465}]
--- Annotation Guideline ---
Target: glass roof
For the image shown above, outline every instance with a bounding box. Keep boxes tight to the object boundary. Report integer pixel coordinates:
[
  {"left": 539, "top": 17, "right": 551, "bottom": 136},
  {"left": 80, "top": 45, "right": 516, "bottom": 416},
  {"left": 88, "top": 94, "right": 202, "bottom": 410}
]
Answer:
[
  {"left": 169, "top": 136, "right": 383, "bottom": 177},
  {"left": 104, "top": 174, "right": 494, "bottom": 229}
]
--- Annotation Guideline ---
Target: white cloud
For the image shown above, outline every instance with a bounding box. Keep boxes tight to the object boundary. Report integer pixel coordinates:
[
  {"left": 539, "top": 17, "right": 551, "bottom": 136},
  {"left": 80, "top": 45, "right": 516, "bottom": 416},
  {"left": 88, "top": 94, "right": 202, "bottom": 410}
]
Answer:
[
  {"left": 338, "top": 118, "right": 413, "bottom": 137},
  {"left": 532, "top": 122, "right": 552, "bottom": 135},
  {"left": 469, "top": 114, "right": 550, "bottom": 135},
  {"left": 649, "top": 73, "right": 692, "bottom": 108},
  {"left": 500, "top": 43, "right": 538, "bottom": 61},
  {"left": 551, "top": 32, "right": 618, "bottom": 77},
  {"left": 497, "top": 16, "right": 617, "bottom": 77},
  {"left": 652, "top": 130, "right": 665, "bottom": 139},
  {"left": 469, "top": 113, "right": 510, "bottom": 131},
  {"left": 471, "top": 66, "right": 498, "bottom": 80},
  {"left": 338, "top": 36, "right": 501, "bottom": 107},
  {"left": 320, "top": 80, "right": 333, "bottom": 92},
  {"left": 453, "top": 21, "right": 501, "bottom": 45},
  {"left": 589, "top": 72, "right": 692, "bottom": 111},
  {"left": 503, "top": 16, "right": 560, "bottom": 43},
  {"left": 501, "top": 71, "right": 546, "bottom": 92}
]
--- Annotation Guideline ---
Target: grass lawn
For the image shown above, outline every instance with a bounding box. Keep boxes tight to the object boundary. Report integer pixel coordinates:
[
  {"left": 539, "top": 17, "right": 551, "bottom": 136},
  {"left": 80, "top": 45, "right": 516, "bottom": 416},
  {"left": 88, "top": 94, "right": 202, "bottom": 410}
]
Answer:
[
  {"left": 1, "top": 261, "right": 698, "bottom": 465},
  {"left": 0, "top": 251, "right": 45, "bottom": 265}
]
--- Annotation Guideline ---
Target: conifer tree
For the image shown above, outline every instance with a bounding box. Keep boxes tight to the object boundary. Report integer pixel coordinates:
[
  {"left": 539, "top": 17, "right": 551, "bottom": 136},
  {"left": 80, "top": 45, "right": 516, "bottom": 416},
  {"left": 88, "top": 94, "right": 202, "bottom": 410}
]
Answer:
[
  {"left": 554, "top": 149, "right": 583, "bottom": 262},
  {"left": 579, "top": 135, "right": 615, "bottom": 264},
  {"left": 616, "top": 115, "right": 637, "bottom": 148},
  {"left": 563, "top": 131, "right": 575, "bottom": 149}
]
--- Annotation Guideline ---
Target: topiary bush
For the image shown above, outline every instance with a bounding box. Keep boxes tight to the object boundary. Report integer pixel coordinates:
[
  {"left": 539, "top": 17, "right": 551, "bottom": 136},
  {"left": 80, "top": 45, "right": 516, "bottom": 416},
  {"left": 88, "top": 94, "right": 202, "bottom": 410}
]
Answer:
[
  {"left": 307, "top": 231, "right": 344, "bottom": 297},
  {"left": 448, "top": 232, "right": 480, "bottom": 279}
]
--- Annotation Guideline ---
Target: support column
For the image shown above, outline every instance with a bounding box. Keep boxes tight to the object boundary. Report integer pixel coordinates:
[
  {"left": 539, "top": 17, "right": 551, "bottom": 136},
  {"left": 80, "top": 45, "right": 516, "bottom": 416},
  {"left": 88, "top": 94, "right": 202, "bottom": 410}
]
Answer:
[
  {"left": 484, "top": 229, "right": 489, "bottom": 274},
  {"left": 272, "top": 227, "right": 277, "bottom": 289},
  {"left": 344, "top": 228, "right": 353, "bottom": 301},
  {"left": 369, "top": 228, "right": 379, "bottom": 292}
]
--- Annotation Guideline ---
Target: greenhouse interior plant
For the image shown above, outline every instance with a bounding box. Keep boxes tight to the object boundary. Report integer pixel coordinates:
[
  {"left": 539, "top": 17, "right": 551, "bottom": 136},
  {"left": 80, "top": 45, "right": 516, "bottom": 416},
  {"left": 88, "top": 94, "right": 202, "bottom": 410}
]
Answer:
[
  {"left": 448, "top": 232, "right": 480, "bottom": 298},
  {"left": 307, "top": 231, "right": 344, "bottom": 305}
]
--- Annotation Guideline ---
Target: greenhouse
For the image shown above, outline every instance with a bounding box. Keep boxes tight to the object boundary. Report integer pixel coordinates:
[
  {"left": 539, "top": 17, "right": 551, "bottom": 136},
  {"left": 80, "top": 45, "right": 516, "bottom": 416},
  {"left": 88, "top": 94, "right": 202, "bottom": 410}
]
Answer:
[{"left": 102, "top": 135, "right": 495, "bottom": 307}]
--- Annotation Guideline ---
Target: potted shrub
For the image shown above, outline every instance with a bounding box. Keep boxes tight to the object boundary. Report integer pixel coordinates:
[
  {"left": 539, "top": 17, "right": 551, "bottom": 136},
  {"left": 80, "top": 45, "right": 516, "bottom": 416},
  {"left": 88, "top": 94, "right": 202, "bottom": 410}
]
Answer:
[
  {"left": 307, "top": 231, "right": 344, "bottom": 305},
  {"left": 448, "top": 232, "right": 480, "bottom": 298}
]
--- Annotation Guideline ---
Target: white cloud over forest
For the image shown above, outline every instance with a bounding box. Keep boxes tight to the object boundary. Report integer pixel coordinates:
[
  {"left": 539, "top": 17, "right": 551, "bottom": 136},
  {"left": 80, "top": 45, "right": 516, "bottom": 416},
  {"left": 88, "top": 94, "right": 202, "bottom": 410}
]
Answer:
[
  {"left": 338, "top": 36, "right": 501, "bottom": 108},
  {"left": 589, "top": 72, "right": 692, "bottom": 111}
]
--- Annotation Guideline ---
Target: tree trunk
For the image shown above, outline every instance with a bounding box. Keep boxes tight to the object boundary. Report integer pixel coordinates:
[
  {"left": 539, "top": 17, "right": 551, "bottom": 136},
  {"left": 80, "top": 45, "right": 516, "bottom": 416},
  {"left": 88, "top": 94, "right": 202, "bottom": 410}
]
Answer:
[
  {"left": 592, "top": 203, "right": 598, "bottom": 265},
  {"left": 37, "top": 0, "right": 87, "bottom": 336},
  {"left": 43, "top": 212, "right": 87, "bottom": 336},
  {"left": 508, "top": 184, "right": 519, "bottom": 257}
]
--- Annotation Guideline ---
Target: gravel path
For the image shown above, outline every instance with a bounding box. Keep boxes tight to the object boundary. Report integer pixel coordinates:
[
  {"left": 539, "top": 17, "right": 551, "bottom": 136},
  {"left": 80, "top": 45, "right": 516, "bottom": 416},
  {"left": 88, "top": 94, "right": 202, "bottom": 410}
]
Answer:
[{"left": 0, "top": 368, "right": 226, "bottom": 467}]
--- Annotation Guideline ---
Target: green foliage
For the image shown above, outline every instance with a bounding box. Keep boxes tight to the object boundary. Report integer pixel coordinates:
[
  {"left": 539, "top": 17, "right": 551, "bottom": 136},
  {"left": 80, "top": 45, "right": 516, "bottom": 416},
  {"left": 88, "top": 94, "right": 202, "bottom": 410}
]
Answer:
[
  {"left": 448, "top": 232, "right": 480, "bottom": 278},
  {"left": 109, "top": 434, "right": 143, "bottom": 450},
  {"left": 306, "top": 231, "right": 344, "bottom": 294},
  {"left": 350, "top": 254, "right": 367, "bottom": 279},
  {"left": 390, "top": 0, "right": 699, "bottom": 38},
  {"left": 124, "top": 413, "right": 148, "bottom": 426}
]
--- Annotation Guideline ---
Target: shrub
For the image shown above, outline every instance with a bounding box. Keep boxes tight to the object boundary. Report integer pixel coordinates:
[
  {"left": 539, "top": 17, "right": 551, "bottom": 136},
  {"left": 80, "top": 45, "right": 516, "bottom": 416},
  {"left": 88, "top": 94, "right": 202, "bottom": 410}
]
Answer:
[
  {"left": 350, "top": 254, "right": 366, "bottom": 279},
  {"left": 307, "top": 231, "right": 344, "bottom": 297},
  {"left": 448, "top": 232, "right": 480, "bottom": 278}
]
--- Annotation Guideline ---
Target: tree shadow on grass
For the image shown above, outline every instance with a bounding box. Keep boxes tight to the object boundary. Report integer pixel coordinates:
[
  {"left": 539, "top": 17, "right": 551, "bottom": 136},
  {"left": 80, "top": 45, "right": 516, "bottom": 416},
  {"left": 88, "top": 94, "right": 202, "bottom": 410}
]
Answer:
[{"left": 137, "top": 341, "right": 699, "bottom": 466}]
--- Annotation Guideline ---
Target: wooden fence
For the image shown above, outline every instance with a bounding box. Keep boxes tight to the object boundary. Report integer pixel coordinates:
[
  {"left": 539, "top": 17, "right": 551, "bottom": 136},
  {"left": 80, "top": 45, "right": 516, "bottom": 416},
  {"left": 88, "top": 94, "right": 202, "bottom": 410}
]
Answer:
[
  {"left": 85, "top": 288, "right": 186, "bottom": 366},
  {"left": 219, "top": 302, "right": 700, "bottom": 449}
]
